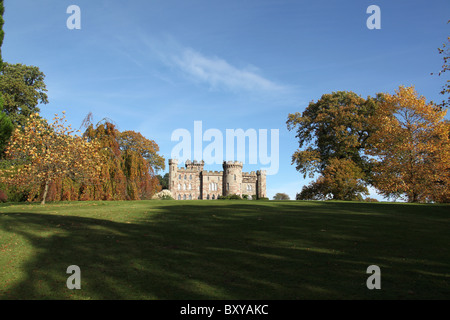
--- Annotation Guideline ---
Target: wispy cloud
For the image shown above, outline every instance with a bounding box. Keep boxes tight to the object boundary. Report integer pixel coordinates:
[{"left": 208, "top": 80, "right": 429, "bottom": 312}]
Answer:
[
  {"left": 137, "top": 34, "right": 287, "bottom": 94},
  {"left": 167, "top": 47, "right": 285, "bottom": 93}
]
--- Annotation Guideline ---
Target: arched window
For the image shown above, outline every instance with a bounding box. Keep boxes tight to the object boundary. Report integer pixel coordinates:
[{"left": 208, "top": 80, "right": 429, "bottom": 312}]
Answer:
[
  {"left": 207, "top": 194, "right": 210, "bottom": 200},
  {"left": 212, "top": 195, "right": 215, "bottom": 200},
  {"left": 227, "top": 183, "right": 229, "bottom": 191},
  {"left": 234, "top": 174, "right": 236, "bottom": 180},
  {"left": 178, "top": 183, "right": 181, "bottom": 190},
  {"left": 184, "top": 175, "right": 186, "bottom": 180},
  {"left": 189, "top": 194, "right": 192, "bottom": 200},
  {"left": 178, "top": 195, "right": 181, "bottom": 200},
  {"left": 190, "top": 175, "right": 192, "bottom": 180},
  {"left": 183, "top": 194, "right": 186, "bottom": 200},
  {"left": 183, "top": 184, "right": 186, "bottom": 190},
  {"left": 179, "top": 174, "right": 181, "bottom": 179},
  {"left": 189, "top": 183, "right": 192, "bottom": 190}
]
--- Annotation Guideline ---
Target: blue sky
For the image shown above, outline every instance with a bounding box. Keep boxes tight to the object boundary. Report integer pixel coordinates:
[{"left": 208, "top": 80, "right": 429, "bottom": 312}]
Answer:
[{"left": 3, "top": 0, "right": 449, "bottom": 200}]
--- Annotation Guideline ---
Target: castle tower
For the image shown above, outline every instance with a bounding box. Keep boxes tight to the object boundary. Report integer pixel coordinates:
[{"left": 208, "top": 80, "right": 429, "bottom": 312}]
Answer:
[
  {"left": 223, "top": 161, "right": 243, "bottom": 196},
  {"left": 186, "top": 160, "right": 204, "bottom": 171},
  {"left": 256, "top": 170, "right": 267, "bottom": 199},
  {"left": 168, "top": 159, "right": 178, "bottom": 193}
]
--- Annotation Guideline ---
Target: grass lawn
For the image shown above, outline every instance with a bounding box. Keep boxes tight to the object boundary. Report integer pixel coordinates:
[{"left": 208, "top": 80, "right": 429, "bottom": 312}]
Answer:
[{"left": 0, "top": 200, "right": 449, "bottom": 300}]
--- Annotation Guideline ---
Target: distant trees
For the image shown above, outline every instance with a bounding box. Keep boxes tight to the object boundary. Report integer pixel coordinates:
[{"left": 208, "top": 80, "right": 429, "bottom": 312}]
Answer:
[
  {"left": 273, "top": 193, "right": 290, "bottom": 200},
  {"left": 157, "top": 173, "right": 169, "bottom": 190}
]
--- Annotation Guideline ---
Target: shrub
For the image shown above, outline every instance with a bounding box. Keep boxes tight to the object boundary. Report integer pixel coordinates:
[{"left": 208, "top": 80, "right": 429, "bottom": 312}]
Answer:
[
  {"left": 364, "top": 197, "right": 379, "bottom": 202},
  {"left": 257, "top": 197, "right": 269, "bottom": 201},
  {"left": 0, "top": 188, "right": 7, "bottom": 202},
  {"left": 218, "top": 194, "right": 242, "bottom": 200},
  {"left": 151, "top": 189, "right": 174, "bottom": 200}
]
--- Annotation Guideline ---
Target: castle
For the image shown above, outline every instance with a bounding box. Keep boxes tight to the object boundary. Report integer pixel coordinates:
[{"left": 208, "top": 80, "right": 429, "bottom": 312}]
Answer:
[{"left": 168, "top": 159, "right": 267, "bottom": 200}]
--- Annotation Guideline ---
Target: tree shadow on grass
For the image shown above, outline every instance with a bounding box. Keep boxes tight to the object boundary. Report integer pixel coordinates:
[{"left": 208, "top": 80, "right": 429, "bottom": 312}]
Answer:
[{"left": 0, "top": 201, "right": 449, "bottom": 299}]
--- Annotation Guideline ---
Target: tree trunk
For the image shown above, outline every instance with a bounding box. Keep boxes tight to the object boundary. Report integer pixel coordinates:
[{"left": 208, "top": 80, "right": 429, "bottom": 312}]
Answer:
[{"left": 41, "top": 180, "right": 50, "bottom": 205}]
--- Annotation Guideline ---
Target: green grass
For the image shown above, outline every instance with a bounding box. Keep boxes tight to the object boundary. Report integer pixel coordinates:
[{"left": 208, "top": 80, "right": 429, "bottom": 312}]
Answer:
[{"left": 0, "top": 200, "right": 449, "bottom": 299}]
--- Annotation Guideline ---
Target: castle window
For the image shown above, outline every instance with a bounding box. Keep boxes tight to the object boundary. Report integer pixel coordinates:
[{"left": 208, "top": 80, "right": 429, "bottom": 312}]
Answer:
[
  {"left": 189, "top": 183, "right": 192, "bottom": 190},
  {"left": 207, "top": 194, "right": 210, "bottom": 200},
  {"left": 227, "top": 183, "right": 229, "bottom": 191},
  {"left": 183, "top": 195, "right": 186, "bottom": 200},
  {"left": 178, "top": 183, "right": 181, "bottom": 190},
  {"left": 184, "top": 175, "right": 186, "bottom": 180},
  {"left": 179, "top": 174, "right": 181, "bottom": 179},
  {"left": 190, "top": 175, "right": 192, "bottom": 180},
  {"left": 212, "top": 195, "right": 215, "bottom": 200},
  {"left": 234, "top": 174, "right": 236, "bottom": 181},
  {"left": 183, "top": 184, "right": 186, "bottom": 190},
  {"left": 189, "top": 194, "right": 192, "bottom": 200},
  {"left": 178, "top": 195, "right": 181, "bottom": 200}
]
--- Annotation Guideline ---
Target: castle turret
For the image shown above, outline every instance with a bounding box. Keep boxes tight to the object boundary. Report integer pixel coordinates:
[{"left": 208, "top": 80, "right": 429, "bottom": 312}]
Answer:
[
  {"left": 256, "top": 170, "right": 267, "bottom": 199},
  {"left": 168, "top": 159, "right": 178, "bottom": 194},
  {"left": 223, "top": 161, "right": 243, "bottom": 196}
]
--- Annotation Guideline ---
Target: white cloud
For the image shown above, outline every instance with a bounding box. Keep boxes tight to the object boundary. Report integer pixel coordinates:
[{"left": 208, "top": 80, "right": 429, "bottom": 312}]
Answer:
[{"left": 168, "top": 47, "right": 285, "bottom": 93}]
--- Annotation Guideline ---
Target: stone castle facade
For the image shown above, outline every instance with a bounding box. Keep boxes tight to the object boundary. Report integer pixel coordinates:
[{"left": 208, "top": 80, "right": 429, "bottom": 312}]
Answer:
[{"left": 168, "top": 159, "right": 267, "bottom": 200}]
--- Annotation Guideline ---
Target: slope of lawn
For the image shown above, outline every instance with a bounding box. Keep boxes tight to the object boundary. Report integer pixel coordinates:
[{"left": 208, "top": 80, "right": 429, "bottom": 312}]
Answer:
[{"left": 0, "top": 200, "right": 449, "bottom": 300}]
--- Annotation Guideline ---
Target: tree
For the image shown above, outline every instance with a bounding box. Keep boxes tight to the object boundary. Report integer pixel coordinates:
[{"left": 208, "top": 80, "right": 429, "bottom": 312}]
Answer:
[
  {"left": 273, "top": 192, "right": 290, "bottom": 200},
  {"left": 157, "top": 172, "right": 169, "bottom": 190},
  {"left": 0, "top": 62, "right": 49, "bottom": 127},
  {"left": 287, "top": 91, "right": 380, "bottom": 179},
  {"left": 0, "top": 0, "right": 5, "bottom": 68},
  {"left": 433, "top": 20, "right": 450, "bottom": 108},
  {"left": 367, "top": 86, "right": 450, "bottom": 203},
  {"left": 287, "top": 91, "right": 380, "bottom": 200},
  {"left": 117, "top": 130, "right": 165, "bottom": 172},
  {"left": 296, "top": 158, "right": 368, "bottom": 201},
  {"left": 0, "top": 111, "right": 12, "bottom": 156},
  {"left": 1, "top": 112, "right": 102, "bottom": 204},
  {"left": 82, "top": 119, "right": 163, "bottom": 200}
]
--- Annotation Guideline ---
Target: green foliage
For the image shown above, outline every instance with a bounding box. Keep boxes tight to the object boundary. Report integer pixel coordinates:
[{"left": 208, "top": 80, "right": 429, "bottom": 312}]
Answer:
[
  {"left": 0, "top": 62, "right": 49, "bottom": 127},
  {"left": 218, "top": 194, "right": 242, "bottom": 200},
  {"left": 256, "top": 197, "right": 269, "bottom": 201},
  {"left": 273, "top": 192, "right": 290, "bottom": 200},
  {"left": 0, "top": 110, "right": 13, "bottom": 156},
  {"left": 287, "top": 91, "right": 381, "bottom": 180},
  {"left": 156, "top": 173, "right": 169, "bottom": 190},
  {"left": 0, "top": 0, "right": 4, "bottom": 69}
]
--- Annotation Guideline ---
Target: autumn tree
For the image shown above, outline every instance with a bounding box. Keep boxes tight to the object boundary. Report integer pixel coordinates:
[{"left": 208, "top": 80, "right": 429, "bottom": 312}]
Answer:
[
  {"left": 287, "top": 91, "right": 380, "bottom": 200},
  {"left": 82, "top": 118, "right": 164, "bottom": 200},
  {"left": 0, "top": 62, "right": 49, "bottom": 127},
  {"left": 117, "top": 130, "right": 165, "bottom": 172},
  {"left": 1, "top": 112, "right": 102, "bottom": 204},
  {"left": 367, "top": 86, "right": 450, "bottom": 203}
]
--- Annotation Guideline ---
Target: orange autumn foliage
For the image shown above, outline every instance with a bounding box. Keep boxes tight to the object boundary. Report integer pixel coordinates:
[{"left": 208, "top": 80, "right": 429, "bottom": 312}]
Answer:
[{"left": 367, "top": 86, "right": 450, "bottom": 203}]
